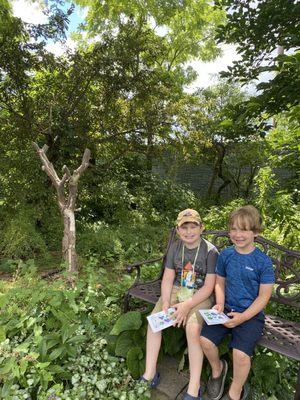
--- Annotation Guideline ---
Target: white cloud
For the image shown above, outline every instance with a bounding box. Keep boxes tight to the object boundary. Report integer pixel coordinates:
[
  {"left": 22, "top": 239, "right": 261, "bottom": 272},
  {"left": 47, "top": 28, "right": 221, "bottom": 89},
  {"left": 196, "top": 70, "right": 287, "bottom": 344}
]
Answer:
[
  {"left": 186, "top": 44, "right": 241, "bottom": 91},
  {"left": 12, "top": 0, "right": 48, "bottom": 24},
  {"left": 45, "top": 38, "right": 77, "bottom": 57}
]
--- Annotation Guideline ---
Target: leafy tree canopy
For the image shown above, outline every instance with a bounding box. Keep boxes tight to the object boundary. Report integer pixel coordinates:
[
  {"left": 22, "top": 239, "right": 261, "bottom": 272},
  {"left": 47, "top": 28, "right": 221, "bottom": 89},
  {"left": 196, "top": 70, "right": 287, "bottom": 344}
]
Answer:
[
  {"left": 73, "top": 0, "right": 225, "bottom": 64},
  {"left": 216, "top": 0, "right": 300, "bottom": 117}
]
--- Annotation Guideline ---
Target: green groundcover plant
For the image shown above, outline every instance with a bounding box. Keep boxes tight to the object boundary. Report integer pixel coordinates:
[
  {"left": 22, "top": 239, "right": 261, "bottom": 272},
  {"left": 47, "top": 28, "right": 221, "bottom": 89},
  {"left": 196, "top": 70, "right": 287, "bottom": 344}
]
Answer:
[{"left": 0, "top": 266, "right": 150, "bottom": 399}]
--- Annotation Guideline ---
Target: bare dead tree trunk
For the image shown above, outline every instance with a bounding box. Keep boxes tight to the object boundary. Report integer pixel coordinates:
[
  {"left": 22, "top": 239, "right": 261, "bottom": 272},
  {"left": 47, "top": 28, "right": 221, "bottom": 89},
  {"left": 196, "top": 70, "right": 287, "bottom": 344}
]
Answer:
[{"left": 33, "top": 142, "right": 91, "bottom": 277}]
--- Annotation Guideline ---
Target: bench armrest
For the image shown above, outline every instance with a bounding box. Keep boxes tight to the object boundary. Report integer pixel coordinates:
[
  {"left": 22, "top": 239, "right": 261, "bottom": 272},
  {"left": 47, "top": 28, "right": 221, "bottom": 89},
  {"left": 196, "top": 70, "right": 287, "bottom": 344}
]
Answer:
[{"left": 126, "top": 256, "right": 163, "bottom": 273}]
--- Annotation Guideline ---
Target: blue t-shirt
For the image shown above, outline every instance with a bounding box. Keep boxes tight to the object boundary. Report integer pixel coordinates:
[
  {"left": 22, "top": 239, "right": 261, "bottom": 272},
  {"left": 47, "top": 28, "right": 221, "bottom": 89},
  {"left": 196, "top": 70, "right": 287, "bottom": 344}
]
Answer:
[{"left": 216, "top": 246, "right": 275, "bottom": 313}]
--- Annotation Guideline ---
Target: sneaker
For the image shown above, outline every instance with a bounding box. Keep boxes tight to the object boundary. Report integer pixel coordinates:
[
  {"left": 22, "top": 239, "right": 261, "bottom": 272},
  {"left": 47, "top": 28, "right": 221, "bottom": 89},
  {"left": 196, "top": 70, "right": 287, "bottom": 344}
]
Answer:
[
  {"left": 183, "top": 387, "right": 203, "bottom": 400},
  {"left": 205, "top": 359, "right": 228, "bottom": 400},
  {"left": 138, "top": 371, "right": 160, "bottom": 388}
]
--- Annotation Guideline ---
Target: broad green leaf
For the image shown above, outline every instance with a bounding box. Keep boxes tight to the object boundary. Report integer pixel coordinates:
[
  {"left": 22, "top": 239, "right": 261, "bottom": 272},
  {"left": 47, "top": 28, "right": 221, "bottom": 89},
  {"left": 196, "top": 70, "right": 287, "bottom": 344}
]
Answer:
[
  {"left": 106, "top": 335, "right": 118, "bottom": 355},
  {"left": 115, "top": 331, "right": 135, "bottom": 357},
  {"left": 110, "top": 311, "right": 142, "bottom": 336},
  {"left": 126, "top": 346, "right": 143, "bottom": 379}
]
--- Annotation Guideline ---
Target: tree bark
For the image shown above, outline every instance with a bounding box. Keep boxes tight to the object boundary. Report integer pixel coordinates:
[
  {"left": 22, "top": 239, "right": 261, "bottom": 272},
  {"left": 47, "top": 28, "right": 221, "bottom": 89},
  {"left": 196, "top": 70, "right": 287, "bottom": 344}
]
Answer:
[{"left": 33, "top": 142, "right": 91, "bottom": 277}]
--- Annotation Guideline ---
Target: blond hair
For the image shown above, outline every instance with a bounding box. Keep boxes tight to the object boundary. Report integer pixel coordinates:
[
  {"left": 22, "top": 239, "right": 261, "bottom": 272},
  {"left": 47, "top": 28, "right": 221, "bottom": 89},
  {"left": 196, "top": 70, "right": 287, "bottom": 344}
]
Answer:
[{"left": 229, "top": 205, "right": 262, "bottom": 233}]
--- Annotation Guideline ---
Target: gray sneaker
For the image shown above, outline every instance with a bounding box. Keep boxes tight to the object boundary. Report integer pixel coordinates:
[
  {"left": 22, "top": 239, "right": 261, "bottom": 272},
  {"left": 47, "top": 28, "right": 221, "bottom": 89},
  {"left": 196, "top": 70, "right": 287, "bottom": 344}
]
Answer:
[{"left": 205, "top": 359, "right": 228, "bottom": 400}]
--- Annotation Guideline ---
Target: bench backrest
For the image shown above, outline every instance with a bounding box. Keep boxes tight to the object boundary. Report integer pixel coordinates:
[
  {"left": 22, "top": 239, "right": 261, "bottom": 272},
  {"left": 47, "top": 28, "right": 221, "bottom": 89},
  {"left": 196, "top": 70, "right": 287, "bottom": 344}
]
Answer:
[{"left": 161, "top": 229, "right": 300, "bottom": 309}]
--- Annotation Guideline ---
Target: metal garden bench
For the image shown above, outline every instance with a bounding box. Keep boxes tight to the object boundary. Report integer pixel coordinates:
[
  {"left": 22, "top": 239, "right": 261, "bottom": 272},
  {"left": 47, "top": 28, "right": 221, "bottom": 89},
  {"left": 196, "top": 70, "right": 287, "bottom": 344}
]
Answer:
[{"left": 124, "top": 229, "right": 300, "bottom": 400}]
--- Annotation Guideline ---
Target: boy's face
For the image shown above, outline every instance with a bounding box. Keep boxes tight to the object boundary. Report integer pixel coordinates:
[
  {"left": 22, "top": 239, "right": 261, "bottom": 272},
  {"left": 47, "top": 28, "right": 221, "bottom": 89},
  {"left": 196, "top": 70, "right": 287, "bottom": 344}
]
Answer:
[
  {"left": 177, "top": 222, "right": 203, "bottom": 248},
  {"left": 229, "top": 220, "right": 258, "bottom": 254}
]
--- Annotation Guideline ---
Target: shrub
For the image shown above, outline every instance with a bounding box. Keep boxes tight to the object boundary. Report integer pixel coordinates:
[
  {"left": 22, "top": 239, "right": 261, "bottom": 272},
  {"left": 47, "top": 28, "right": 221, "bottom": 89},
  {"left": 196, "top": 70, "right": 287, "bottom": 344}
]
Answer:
[
  {"left": 0, "top": 209, "right": 48, "bottom": 259},
  {"left": 0, "top": 272, "right": 150, "bottom": 399}
]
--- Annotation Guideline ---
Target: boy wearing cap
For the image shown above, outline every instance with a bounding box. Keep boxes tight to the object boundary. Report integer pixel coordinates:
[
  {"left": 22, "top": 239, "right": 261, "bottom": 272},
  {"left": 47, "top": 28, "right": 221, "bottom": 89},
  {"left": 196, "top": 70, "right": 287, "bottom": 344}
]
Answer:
[
  {"left": 200, "top": 205, "right": 275, "bottom": 400},
  {"left": 140, "top": 209, "right": 219, "bottom": 400}
]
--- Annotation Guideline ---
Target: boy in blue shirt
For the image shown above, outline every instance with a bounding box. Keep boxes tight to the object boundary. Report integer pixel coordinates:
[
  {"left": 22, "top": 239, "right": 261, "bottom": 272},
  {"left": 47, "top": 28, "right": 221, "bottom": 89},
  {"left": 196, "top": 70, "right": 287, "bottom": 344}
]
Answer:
[{"left": 200, "top": 205, "right": 275, "bottom": 400}]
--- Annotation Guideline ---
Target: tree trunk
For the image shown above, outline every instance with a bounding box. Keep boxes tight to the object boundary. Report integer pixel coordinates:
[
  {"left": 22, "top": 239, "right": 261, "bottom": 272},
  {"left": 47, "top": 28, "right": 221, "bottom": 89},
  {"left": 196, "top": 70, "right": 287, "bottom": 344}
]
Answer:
[
  {"left": 33, "top": 142, "right": 91, "bottom": 277},
  {"left": 215, "top": 143, "right": 231, "bottom": 203},
  {"left": 62, "top": 209, "right": 77, "bottom": 273}
]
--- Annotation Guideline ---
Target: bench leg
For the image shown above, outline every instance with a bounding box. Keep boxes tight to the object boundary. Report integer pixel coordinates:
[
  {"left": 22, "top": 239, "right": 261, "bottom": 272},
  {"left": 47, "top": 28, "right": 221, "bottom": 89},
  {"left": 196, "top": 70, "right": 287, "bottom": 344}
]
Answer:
[
  {"left": 295, "top": 367, "right": 300, "bottom": 400},
  {"left": 123, "top": 293, "right": 131, "bottom": 313}
]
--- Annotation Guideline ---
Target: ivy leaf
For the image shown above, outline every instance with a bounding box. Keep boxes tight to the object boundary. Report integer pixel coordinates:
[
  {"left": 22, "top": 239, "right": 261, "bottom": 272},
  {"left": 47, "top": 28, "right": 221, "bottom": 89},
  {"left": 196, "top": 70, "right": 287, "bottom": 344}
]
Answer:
[{"left": 110, "top": 311, "right": 142, "bottom": 336}]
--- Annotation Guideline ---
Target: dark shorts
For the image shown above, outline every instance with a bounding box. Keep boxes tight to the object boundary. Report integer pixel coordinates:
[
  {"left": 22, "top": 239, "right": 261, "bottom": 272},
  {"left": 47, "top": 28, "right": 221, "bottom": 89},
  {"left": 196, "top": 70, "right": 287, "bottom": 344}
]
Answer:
[{"left": 200, "top": 311, "right": 265, "bottom": 357}]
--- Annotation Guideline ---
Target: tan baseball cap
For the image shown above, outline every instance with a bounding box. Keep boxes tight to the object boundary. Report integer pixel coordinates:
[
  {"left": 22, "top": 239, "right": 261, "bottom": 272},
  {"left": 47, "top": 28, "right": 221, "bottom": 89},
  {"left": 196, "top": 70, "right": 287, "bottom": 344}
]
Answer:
[{"left": 176, "top": 209, "right": 202, "bottom": 227}]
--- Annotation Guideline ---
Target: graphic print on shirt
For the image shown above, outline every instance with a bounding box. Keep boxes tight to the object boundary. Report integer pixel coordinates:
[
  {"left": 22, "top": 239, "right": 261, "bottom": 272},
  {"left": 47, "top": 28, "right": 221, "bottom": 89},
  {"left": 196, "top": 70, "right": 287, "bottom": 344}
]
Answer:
[{"left": 181, "top": 261, "right": 196, "bottom": 289}]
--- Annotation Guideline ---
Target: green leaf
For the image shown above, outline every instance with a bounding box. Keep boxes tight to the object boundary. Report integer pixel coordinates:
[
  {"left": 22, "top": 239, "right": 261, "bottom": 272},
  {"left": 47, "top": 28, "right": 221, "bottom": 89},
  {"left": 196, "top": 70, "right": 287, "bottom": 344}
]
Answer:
[
  {"left": 110, "top": 311, "right": 142, "bottom": 336},
  {"left": 19, "top": 359, "right": 28, "bottom": 374},
  {"left": 0, "top": 357, "right": 15, "bottom": 374},
  {"left": 115, "top": 331, "right": 135, "bottom": 357},
  {"left": 0, "top": 326, "right": 6, "bottom": 343},
  {"left": 15, "top": 342, "right": 30, "bottom": 353},
  {"left": 34, "top": 325, "right": 43, "bottom": 338},
  {"left": 106, "top": 335, "right": 118, "bottom": 355},
  {"left": 36, "top": 362, "right": 50, "bottom": 369},
  {"left": 0, "top": 294, "right": 9, "bottom": 309},
  {"left": 49, "top": 347, "right": 65, "bottom": 360},
  {"left": 162, "top": 327, "right": 185, "bottom": 356},
  {"left": 126, "top": 346, "right": 144, "bottom": 379},
  {"left": 67, "top": 335, "right": 87, "bottom": 344},
  {"left": 1, "top": 381, "right": 12, "bottom": 398},
  {"left": 61, "top": 325, "right": 77, "bottom": 344},
  {"left": 65, "top": 344, "right": 77, "bottom": 358}
]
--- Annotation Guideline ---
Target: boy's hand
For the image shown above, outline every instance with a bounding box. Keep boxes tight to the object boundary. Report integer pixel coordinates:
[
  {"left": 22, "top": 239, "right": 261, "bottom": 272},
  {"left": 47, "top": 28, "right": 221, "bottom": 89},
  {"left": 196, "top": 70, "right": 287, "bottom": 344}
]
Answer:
[
  {"left": 224, "top": 312, "right": 246, "bottom": 328},
  {"left": 171, "top": 301, "right": 191, "bottom": 327},
  {"left": 162, "top": 300, "right": 170, "bottom": 314},
  {"left": 213, "top": 304, "right": 224, "bottom": 313}
]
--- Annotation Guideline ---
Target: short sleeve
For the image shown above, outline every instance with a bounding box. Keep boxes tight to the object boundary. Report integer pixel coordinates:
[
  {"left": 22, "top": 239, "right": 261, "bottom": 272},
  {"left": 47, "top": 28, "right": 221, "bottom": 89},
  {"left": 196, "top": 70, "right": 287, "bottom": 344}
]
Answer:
[
  {"left": 206, "top": 247, "right": 219, "bottom": 274},
  {"left": 260, "top": 256, "right": 275, "bottom": 284},
  {"left": 216, "top": 251, "right": 226, "bottom": 277}
]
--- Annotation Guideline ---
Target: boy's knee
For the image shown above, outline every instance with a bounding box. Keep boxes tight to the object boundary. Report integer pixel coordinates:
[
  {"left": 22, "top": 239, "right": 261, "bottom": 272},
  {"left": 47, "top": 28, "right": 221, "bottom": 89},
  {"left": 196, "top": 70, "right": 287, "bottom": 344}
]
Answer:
[
  {"left": 199, "top": 336, "right": 215, "bottom": 350},
  {"left": 233, "top": 348, "right": 250, "bottom": 366},
  {"left": 186, "top": 323, "right": 200, "bottom": 342}
]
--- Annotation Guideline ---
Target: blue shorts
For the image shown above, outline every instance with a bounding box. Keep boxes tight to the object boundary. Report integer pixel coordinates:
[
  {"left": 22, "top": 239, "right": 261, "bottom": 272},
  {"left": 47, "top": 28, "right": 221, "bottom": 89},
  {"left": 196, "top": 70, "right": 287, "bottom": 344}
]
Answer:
[{"left": 200, "top": 311, "right": 264, "bottom": 357}]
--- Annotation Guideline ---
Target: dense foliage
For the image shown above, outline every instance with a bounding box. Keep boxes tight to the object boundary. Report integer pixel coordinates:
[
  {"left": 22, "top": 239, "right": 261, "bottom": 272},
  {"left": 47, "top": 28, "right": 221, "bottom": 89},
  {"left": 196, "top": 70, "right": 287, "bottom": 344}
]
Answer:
[
  {"left": 0, "top": 266, "right": 151, "bottom": 399},
  {"left": 0, "top": 0, "right": 299, "bottom": 399}
]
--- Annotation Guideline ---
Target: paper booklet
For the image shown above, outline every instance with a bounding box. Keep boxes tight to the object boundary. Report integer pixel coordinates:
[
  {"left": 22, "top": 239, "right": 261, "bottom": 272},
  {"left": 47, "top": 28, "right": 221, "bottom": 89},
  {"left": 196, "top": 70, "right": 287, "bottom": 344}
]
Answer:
[
  {"left": 147, "top": 308, "right": 176, "bottom": 333},
  {"left": 199, "top": 309, "right": 230, "bottom": 325}
]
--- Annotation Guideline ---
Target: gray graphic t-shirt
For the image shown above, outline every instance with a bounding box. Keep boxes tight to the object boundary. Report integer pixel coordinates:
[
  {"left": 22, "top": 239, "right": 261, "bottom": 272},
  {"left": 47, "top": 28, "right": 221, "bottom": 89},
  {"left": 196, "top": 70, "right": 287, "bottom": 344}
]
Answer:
[{"left": 165, "top": 238, "right": 218, "bottom": 290}]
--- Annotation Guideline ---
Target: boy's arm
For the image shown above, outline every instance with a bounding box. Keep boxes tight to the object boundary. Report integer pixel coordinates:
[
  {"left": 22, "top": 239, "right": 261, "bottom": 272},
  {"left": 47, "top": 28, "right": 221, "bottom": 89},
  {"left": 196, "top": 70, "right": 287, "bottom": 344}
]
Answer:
[
  {"left": 161, "top": 268, "right": 175, "bottom": 313},
  {"left": 214, "top": 275, "right": 226, "bottom": 312},
  {"left": 225, "top": 283, "right": 274, "bottom": 328},
  {"left": 172, "top": 273, "right": 216, "bottom": 326}
]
